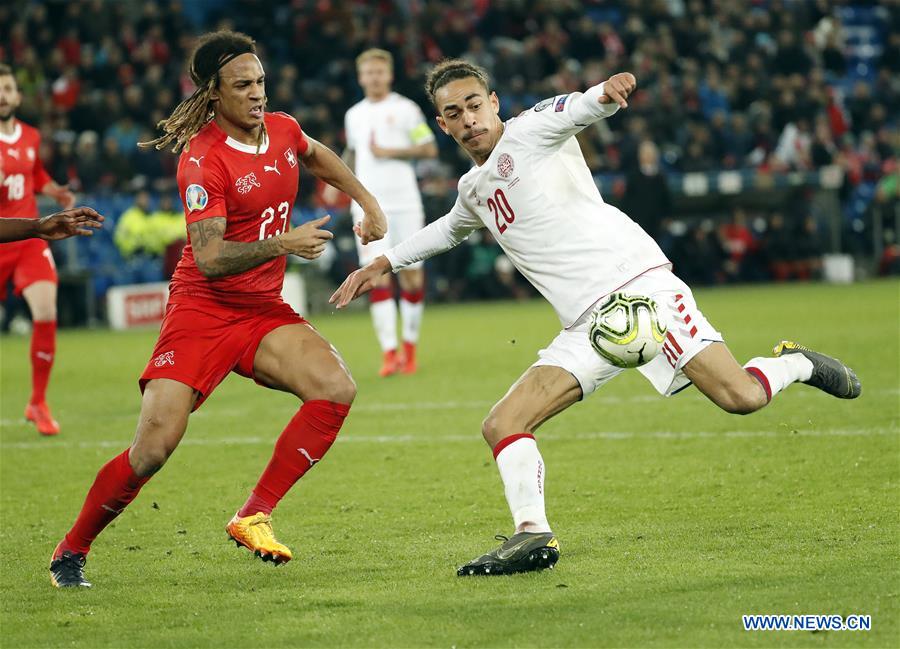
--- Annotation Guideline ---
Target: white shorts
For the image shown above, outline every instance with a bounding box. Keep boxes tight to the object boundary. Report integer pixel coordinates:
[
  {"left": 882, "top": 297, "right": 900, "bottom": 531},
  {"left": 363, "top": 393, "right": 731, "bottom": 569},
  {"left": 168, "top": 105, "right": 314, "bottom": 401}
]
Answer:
[
  {"left": 351, "top": 203, "right": 425, "bottom": 268},
  {"left": 532, "top": 267, "right": 724, "bottom": 397}
]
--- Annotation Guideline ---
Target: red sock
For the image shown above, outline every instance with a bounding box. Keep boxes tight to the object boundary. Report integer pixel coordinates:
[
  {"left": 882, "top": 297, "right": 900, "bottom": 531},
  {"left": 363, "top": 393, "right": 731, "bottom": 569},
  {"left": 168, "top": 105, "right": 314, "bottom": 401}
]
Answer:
[
  {"left": 238, "top": 400, "right": 350, "bottom": 517},
  {"left": 30, "top": 320, "right": 56, "bottom": 404},
  {"left": 59, "top": 449, "right": 150, "bottom": 555},
  {"left": 400, "top": 289, "right": 424, "bottom": 304}
]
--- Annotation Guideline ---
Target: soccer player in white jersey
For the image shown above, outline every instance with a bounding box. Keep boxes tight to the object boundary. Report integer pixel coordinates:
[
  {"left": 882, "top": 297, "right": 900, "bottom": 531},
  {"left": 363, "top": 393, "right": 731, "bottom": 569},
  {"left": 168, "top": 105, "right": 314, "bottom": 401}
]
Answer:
[
  {"left": 331, "top": 60, "right": 861, "bottom": 576},
  {"left": 343, "top": 49, "right": 438, "bottom": 376}
]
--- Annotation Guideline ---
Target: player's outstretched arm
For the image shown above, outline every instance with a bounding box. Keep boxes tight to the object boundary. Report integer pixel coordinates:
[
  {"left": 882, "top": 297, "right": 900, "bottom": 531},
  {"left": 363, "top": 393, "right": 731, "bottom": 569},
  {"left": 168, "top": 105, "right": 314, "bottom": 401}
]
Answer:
[
  {"left": 188, "top": 215, "right": 333, "bottom": 278},
  {"left": 0, "top": 207, "right": 104, "bottom": 243},
  {"left": 330, "top": 205, "right": 481, "bottom": 309},
  {"left": 300, "top": 136, "right": 388, "bottom": 245},
  {"left": 329, "top": 255, "right": 393, "bottom": 308}
]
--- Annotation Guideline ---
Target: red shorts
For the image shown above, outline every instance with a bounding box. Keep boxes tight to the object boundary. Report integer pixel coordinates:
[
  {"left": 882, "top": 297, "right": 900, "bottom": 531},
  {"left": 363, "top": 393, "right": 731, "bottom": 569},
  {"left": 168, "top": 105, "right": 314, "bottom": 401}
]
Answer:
[
  {"left": 0, "top": 238, "right": 57, "bottom": 300},
  {"left": 140, "top": 299, "right": 310, "bottom": 410}
]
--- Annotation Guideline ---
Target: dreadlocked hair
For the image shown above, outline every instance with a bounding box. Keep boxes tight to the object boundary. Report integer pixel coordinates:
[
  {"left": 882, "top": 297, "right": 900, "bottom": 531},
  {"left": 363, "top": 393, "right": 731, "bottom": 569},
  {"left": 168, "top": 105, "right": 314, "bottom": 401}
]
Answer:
[
  {"left": 139, "top": 30, "right": 265, "bottom": 154},
  {"left": 424, "top": 59, "right": 490, "bottom": 107}
]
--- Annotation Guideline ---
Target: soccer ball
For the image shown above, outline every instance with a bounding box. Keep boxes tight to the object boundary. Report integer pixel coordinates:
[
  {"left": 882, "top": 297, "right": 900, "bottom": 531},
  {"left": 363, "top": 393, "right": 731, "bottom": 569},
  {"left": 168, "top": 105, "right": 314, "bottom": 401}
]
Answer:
[{"left": 589, "top": 292, "right": 667, "bottom": 368}]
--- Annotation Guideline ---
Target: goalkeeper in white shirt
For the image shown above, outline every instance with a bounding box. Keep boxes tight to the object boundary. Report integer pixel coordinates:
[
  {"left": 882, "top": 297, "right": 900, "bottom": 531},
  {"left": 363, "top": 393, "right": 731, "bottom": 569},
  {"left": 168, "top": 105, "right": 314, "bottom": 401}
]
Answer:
[
  {"left": 330, "top": 59, "right": 861, "bottom": 577},
  {"left": 343, "top": 49, "right": 438, "bottom": 377}
]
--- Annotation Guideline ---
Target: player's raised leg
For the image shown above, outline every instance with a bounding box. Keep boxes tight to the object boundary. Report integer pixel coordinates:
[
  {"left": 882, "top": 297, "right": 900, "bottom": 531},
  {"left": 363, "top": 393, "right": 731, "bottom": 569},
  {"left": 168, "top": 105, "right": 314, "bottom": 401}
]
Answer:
[
  {"left": 684, "top": 341, "right": 860, "bottom": 415},
  {"left": 227, "top": 323, "right": 356, "bottom": 564},
  {"left": 22, "top": 279, "right": 59, "bottom": 435},
  {"left": 398, "top": 267, "right": 424, "bottom": 374},
  {"left": 50, "top": 379, "right": 196, "bottom": 587},
  {"left": 458, "top": 365, "right": 581, "bottom": 576}
]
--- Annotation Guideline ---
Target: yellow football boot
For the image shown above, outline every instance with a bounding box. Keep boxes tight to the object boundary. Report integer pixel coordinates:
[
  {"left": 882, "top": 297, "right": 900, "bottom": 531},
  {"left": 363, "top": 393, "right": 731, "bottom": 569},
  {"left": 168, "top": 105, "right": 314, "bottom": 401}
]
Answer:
[{"left": 226, "top": 512, "right": 293, "bottom": 565}]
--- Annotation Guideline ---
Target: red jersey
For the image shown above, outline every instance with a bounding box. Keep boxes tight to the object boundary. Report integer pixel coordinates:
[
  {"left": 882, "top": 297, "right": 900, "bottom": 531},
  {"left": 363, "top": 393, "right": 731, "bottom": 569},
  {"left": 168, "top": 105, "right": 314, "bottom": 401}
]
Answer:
[
  {"left": 0, "top": 120, "right": 53, "bottom": 219},
  {"left": 170, "top": 112, "right": 309, "bottom": 307}
]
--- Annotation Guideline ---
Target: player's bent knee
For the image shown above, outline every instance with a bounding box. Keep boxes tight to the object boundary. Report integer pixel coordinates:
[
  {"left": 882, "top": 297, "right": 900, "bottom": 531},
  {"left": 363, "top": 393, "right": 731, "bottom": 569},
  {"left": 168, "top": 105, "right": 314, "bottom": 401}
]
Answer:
[
  {"left": 130, "top": 415, "right": 185, "bottom": 475},
  {"left": 308, "top": 370, "right": 357, "bottom": 405},
  {"left": 129, "top": 445, "right": 171, "bottom": 476},
  {"left": 482, "top": 411, "right": 519, "bottom": 447}
]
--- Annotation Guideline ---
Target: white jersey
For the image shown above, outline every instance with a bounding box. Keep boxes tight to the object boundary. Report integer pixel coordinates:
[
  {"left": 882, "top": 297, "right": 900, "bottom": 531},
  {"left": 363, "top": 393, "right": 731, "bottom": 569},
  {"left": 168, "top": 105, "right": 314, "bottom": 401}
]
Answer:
[
  {"left": 345, "top": 92, "right": 435, "bottom": 212},
  {"left": 385, "top": 83, "right": 670, "bottom": 327}
]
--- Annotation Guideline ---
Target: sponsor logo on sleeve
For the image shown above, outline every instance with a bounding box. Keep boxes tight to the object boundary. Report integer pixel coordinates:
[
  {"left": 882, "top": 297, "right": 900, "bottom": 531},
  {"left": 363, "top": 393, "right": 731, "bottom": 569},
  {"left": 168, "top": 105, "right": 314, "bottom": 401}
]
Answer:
[
  {"left": 554, "top": 94, "right": 570, "bottom": 112},
  {"left": 185, "top": 184, "right": 208, "bottom": 212},
  {"left": 533, "top": 97, "right": 553, "bottom": 112}
]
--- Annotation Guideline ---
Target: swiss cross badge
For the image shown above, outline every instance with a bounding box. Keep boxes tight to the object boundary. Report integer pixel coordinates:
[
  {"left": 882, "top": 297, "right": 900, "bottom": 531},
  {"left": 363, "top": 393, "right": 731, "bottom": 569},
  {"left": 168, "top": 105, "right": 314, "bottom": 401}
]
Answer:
[{"left": 284, "top": 149, "right": 297, "bottom": 168}]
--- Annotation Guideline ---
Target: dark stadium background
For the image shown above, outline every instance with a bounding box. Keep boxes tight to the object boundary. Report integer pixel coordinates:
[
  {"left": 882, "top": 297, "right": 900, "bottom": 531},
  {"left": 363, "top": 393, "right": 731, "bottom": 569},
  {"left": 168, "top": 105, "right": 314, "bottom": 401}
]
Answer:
[{"left": 1, "top": 0, "right": 897, "bottom": 326}]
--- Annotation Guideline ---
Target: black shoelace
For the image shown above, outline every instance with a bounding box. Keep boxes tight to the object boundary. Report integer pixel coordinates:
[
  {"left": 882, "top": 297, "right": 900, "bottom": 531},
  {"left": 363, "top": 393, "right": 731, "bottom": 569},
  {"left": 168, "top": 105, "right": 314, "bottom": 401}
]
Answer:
[{"left": 53, "top": 553, "right": 86, "bottom": 580}]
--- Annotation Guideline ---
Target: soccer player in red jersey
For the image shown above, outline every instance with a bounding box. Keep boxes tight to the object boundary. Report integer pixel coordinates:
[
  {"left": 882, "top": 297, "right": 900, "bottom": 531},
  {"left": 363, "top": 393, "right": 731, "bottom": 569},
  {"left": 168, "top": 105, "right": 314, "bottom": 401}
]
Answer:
[
  {"left": 0, "top": 64, "right": 76, "bottom": 436},
  {"left": 49, "top": 31, "right": 388, "bottom": 588}
]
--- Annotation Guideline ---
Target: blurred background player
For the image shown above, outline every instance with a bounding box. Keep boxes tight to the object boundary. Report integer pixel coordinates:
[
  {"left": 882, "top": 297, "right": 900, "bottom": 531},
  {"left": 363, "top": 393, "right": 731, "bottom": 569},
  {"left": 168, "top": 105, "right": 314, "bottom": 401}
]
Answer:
[
  {"left": 342, "top": 49, "right": 437, "bottom": 376},
  {"left": 49, "top": 31, "right": 387, "bottom": 588},
  {"left": 0, "top": 63, "right": 76, "bottom": 436}
]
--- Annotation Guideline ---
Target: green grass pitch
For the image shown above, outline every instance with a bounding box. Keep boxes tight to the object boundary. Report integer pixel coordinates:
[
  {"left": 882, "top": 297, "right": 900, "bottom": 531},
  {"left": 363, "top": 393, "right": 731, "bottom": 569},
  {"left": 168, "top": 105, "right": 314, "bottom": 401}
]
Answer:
[{"left": 1, "top": 280, "right": 898, "bottom": 648}]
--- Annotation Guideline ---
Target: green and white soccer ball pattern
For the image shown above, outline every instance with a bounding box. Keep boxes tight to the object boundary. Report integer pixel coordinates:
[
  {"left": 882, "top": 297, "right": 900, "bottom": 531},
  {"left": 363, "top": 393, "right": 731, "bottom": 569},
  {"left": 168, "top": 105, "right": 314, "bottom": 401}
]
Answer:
[{"left": 589, "top": 292, "right": 667, "bottom": 368}]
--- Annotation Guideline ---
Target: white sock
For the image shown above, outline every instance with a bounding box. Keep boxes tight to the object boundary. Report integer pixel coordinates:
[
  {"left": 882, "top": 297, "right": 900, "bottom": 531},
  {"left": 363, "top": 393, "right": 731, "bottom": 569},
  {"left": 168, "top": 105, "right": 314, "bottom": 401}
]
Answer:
[
  {"left": 370, "top": 299, "right": 398, "bottom": 352},
  {"left": 400, "top": 297, "right": 424, "bottom": 344},
  {"left": 744, "top": 355, "right": 814, "bottom": 399},
  {"left": 494, "top": 435, "right": 551, "bottom": 533}
]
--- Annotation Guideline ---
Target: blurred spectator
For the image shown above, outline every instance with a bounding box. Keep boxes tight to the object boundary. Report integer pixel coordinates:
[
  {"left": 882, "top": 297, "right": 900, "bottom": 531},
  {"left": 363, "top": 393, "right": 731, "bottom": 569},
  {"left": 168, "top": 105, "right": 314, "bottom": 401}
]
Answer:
[
  {"left": 623, "top": 140, "right": 670, "bottom": 242},
  {"left": 673, "top": 220, "right": 726, "bottom": 286},
  {"left": 114, "top": 190, "right": 153, "bottom": 258},
  {"left": 719, "top": 208, "right": 762, "bottom": 282},
  {"left": 73, "top": 130, "right": 103, "bottom": 192},
  {"left": 765, "top": 212, "right": 804, "bottom": 281},
  {"left": 115, "top": 191, "right": 185, "bottom": 263},
  {"left": 794, "top": 216, "right": 825, "bottom": 280},
  {"left": 152, "top": 194, "right": 187, "bottom": 278}
]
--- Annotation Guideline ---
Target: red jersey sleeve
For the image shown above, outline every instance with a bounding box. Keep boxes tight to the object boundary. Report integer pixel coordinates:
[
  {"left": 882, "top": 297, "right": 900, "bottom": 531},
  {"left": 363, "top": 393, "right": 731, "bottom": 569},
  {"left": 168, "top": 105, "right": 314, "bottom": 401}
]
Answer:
[
  {"left": 273, "top": 111, "right": 309, "bottom": 157},
  {"left": 296, "top": 122, "right": 309, "bottom": 157},
  {"left": 33, "top": 153, "right": 53, "bottom": 191},
  {"left": 177, "top": 154, "right": 228, "bottom": 225}
]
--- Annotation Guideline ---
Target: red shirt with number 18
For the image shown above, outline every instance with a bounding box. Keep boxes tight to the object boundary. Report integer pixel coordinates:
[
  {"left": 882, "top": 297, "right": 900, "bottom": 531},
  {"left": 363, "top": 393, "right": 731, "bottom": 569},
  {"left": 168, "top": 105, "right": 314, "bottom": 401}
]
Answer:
[
  {"left": 171, "top": 111, "right": 308, "bottom": 307},
  {"left": 0, "top": 120, "right": 53, "bottom": 219}
]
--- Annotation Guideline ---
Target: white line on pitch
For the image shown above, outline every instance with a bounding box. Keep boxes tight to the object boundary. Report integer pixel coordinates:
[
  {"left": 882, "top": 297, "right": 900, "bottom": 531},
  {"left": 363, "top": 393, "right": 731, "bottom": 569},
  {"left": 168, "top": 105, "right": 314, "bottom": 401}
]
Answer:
[{"left": 0, "top": 426, "right": 895, "bottom": 451}]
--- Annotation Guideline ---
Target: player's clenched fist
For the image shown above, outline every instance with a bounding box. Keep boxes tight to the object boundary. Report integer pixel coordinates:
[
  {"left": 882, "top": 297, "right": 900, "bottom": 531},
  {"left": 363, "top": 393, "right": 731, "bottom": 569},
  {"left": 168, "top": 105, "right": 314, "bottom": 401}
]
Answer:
[
  {"left": 599, "top": 72, "right": 637, "bottom": 108},
  {"left": 277, "top": 214, "right": 333, "bottom": 259},
  {"left": 354, "top": 202, "right": 388, "bottom": 245}
]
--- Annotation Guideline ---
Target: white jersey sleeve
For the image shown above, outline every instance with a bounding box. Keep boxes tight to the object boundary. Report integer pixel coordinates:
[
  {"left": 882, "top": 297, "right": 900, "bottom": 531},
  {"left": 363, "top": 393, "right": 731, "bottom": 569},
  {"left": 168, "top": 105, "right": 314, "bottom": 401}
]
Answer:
[
  {"left": 521, "top": 83, "right": 620, "bottom": 148},
  {"left": 384, "top": 196, "right": 483, "bottom": 271}
]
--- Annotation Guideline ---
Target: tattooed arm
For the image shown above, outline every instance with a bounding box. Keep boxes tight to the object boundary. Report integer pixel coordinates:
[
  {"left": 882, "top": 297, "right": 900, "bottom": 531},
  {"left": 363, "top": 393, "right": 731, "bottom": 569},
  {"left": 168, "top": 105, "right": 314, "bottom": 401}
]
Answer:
[{"left": 188, "top": 215, "right": 334, "bottom": 279}]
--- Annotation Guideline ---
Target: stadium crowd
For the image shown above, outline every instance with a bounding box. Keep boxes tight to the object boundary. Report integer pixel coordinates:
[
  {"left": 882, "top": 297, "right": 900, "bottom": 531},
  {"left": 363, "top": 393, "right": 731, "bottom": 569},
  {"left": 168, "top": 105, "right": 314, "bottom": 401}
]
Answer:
[{"left": 1, "top": 0, "right": 897, "bottom": 297}]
